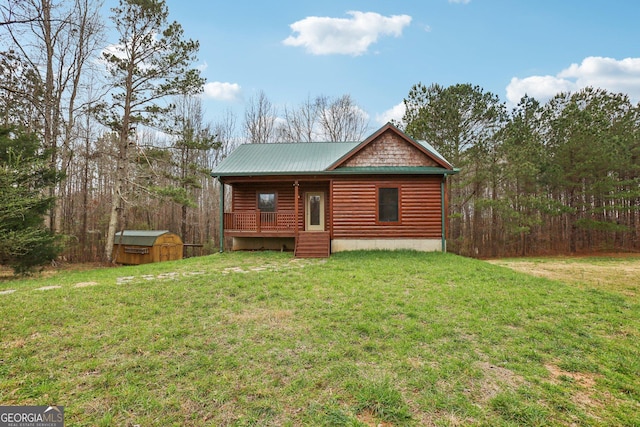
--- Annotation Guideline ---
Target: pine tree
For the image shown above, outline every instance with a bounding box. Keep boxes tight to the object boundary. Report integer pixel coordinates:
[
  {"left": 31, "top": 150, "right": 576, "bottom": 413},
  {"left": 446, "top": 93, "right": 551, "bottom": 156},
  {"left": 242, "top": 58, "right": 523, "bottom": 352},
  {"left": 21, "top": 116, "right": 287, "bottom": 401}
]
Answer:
[
  {"left": 0, "top": 127, "right": 61, "bottom": 274},
  {"left": 98, "top": 0, "right": 204, "bottom": 262}
]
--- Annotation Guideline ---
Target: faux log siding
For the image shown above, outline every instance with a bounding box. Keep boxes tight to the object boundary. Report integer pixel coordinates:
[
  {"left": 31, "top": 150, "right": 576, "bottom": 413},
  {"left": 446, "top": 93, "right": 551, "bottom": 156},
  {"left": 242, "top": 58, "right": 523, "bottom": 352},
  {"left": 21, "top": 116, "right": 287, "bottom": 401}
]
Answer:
[
  {"left": 232, "top": 182, "right": 296, "bottom": 212},
  {"left": 230, "top": 178, "right": 441, "bottom": 237},
  {"left": 331, "top": 177, "right": 443, "bottom": 238}
]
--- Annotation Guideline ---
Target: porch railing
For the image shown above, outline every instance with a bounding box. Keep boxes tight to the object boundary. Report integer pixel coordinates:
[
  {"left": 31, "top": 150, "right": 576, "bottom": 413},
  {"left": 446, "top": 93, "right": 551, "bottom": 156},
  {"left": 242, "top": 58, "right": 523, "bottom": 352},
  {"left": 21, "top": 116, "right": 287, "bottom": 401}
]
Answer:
[{"left": 224, "top": 211, "right": 296, "bottom": 232}]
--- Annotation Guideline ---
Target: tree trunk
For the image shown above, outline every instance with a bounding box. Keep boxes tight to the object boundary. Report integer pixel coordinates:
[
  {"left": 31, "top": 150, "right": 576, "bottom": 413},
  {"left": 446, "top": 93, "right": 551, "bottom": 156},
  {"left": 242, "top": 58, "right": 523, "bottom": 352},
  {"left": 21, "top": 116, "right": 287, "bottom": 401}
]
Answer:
[
  {"left": 104, "top": 127, "right": 130, "bottom": 262},
  {"left": 104, "top": 166, "right": 123, "bottom": 262},
  {"left": 181, "top": 203, "right": 188, "bottom": 242}
]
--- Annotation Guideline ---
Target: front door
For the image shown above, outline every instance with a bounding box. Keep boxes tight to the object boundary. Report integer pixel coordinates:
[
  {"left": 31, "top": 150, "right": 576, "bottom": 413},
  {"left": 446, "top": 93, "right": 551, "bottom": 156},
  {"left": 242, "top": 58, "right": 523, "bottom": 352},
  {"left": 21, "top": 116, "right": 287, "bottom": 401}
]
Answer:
[{"left": 305, "top": 192, "right": 324, "bottom": 231}]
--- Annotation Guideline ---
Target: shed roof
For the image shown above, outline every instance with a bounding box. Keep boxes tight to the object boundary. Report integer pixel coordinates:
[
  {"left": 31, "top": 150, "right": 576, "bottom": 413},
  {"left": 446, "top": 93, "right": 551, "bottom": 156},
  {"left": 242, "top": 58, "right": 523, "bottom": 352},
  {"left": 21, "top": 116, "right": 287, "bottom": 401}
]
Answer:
[
  {"left": 114, "top": 230, "right": 173, "bottom": 247},
  {"left": 211, "top": 123, "right": 458, "bottom": 178}
]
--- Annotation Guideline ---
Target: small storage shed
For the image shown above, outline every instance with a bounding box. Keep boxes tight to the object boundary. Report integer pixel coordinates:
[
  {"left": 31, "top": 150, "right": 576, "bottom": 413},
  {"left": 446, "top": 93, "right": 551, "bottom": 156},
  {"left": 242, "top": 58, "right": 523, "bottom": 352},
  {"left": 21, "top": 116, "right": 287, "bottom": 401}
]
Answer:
[{"left": 113, "top": 230, "right": 183, "bottom": 265}]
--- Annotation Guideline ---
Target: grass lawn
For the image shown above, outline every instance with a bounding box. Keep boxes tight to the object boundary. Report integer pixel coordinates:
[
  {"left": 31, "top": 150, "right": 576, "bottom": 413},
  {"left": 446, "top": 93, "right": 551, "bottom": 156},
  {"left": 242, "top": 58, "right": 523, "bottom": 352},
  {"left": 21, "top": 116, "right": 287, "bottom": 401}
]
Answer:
[{"left": 1, "top": 251, "right": 639, "bottom": 426}]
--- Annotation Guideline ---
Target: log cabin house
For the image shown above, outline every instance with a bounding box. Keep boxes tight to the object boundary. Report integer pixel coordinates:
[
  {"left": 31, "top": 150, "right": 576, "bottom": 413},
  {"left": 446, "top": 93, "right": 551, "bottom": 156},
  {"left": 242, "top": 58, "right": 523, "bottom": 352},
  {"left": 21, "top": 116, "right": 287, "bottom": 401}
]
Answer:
[{"left": 211, "top": 123, "right": 459, "bottom": 257}]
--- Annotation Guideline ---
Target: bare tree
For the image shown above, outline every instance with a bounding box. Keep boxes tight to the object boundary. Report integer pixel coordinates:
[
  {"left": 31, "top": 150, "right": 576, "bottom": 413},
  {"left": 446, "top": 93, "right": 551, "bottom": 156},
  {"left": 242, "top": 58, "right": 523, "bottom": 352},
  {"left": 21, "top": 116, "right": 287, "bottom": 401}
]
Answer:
[
  {"left": 244, "top": 90, "right": 277, "bottom": 143},
  {"left": 0, "top": 0, "right": 105, "bottom": 231},
  {"left": 212, "top": 108, "right": 239, "bottom": 165},
  {"left": 0, "top": 51, "right": 41, "bottom": 128},
  {"left": 198, "top": 109, "right": 238, "bottom": 248},
  {"left": 276, "top": 95, "right": 319, "bottom": 142},
  {"left": 316, "top": 94, "right": 369, "bottom": 141}
]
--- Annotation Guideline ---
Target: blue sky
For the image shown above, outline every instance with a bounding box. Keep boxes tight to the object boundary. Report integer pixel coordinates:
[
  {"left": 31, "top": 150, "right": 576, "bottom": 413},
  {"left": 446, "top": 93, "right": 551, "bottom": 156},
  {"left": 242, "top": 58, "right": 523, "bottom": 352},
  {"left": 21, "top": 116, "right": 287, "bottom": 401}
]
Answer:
[{"left": 103, "top": 0, "right": 640, "bottom": 130}]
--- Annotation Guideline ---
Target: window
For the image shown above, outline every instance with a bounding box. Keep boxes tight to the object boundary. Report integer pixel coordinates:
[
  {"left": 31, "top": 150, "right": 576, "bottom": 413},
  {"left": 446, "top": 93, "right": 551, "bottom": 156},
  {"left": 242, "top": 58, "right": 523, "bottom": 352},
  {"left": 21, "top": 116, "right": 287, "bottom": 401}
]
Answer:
[
  {"left": 124, "top": 246, "right": 149, "bottom": 254},
  {"left": 309, "top": 194, "right": 321, "bottom": 226},
  {"left": 257, "top": 192, "right": 276, "bottom": 212},
  {"left": 378, "top": 187, "right": 399, "bottom": 223}
]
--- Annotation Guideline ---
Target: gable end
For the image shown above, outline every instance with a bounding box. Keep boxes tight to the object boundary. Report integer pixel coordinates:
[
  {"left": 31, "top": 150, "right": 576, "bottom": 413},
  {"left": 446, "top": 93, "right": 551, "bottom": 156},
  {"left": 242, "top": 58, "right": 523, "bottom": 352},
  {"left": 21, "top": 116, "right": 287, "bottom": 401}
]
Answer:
[
  {"left": 339, "top": 129, "right": 438, "bottom": 168},
  {"left": 328, "top": 123, "right": 452, "bottom": 171}
]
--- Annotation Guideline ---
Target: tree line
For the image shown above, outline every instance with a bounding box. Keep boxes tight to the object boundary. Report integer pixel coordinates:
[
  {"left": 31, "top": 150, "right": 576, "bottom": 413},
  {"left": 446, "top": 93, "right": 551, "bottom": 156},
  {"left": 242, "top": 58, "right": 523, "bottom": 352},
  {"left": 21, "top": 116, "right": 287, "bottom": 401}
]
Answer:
[
  {"left": 1, "top": 0, "right": 638, "bottom": 272},
  {"left": 0, "top": 0, "right": 370, "bottom": 272},
  {"left": 401, "top": 83, "right": 640, "bottom": 257}
]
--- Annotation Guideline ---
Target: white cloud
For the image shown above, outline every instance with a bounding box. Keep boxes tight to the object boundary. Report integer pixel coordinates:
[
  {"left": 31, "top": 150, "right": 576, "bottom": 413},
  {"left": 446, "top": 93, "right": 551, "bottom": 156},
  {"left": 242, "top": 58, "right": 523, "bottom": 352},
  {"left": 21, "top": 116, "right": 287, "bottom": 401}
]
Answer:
[
  {"left": 448, "top": 0, "right": 471, "bottom": 4},
  {"left": 102, "top": 43, "right": 122, "bottom": 59},
  {"left": 203, "top": 82, "right": 242, "bottom": 101},
  {"left": 99, "top": 43, "right": 127, "bottom": 67},
  {"left": 100, "top": 34, "right": 161, "bottom": 69},
  {"left": 283, "top": 11, "right": 412, "bottom": 56},
  {"left": 352, "top": 104, "right": 371, "bottom": 123},
  {"left": 376, "top": 101, "right": 406, "bottom": 125},
  {"left": 506, "top": 56, "right": 640, "bottom": 105},
  {"left": 506, "top": 75, "right": 577, "bottom": 105},
  {"left": 559, "top": 57, "right": 640, "bottom": 98}
]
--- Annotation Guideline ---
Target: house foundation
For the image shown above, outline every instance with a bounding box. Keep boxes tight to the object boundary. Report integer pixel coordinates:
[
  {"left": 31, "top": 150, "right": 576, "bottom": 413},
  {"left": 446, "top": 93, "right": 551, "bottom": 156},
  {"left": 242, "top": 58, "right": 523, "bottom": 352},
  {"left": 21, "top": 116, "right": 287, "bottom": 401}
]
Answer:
[
  {"left": 331, "top": 238, "right": 442, "bottom": 253},
  {"left": 232, "top": 237, "right": 295, "bottom": 252}
]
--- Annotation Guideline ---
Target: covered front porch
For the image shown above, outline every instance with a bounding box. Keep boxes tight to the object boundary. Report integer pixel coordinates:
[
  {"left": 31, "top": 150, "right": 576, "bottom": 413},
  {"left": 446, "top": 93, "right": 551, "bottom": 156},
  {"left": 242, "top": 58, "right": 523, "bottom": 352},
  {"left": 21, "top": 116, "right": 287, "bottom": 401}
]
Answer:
[{"left": 218, "top": 179, "right": 330, "bottom": 257}]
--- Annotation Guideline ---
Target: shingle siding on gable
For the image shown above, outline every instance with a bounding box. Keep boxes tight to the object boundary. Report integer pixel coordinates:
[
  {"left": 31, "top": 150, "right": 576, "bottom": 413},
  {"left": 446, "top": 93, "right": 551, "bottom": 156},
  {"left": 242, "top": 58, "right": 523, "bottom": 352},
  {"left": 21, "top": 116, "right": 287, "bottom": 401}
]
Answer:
[{"left": 340, "top": 131, "right": 438, "bottom": 168}]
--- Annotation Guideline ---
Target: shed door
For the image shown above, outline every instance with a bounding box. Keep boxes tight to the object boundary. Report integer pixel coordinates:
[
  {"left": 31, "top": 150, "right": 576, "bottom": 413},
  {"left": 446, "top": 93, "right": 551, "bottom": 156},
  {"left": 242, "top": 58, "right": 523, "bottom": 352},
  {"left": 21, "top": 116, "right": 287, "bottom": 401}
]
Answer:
[
  {"left": 305, "top": 192, "right": 324, "bottom": 231},
  {"left": 160, "top": 245, "right": 170, "bottom": 261}
]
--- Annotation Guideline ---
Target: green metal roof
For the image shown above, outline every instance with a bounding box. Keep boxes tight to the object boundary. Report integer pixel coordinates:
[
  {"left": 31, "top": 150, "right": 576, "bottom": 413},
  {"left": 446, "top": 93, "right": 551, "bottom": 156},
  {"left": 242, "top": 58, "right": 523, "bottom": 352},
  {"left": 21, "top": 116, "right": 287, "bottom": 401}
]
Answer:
[
  {"left": 212, "top": 142, "right": 458, "bottom": 177},
  {"left": 113, "top": 230, "right": 172, "bottom": 247},
  {"left": 211, "top": 124, "right": 458, "bottom": 178},
  {"left": 212, "top": 142, "right": 358, "bottom": 175},
  {"left": 415, "top": 140, "right": 451, "bottom": 169}
]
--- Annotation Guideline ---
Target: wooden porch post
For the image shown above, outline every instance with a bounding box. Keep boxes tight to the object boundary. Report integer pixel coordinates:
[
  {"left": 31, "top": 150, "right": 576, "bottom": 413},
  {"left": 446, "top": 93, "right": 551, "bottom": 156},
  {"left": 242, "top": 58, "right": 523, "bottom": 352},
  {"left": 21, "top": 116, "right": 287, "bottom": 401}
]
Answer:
[
  {"left": 294, "top": 180, "right": 299, "bottom": 236},
  {"left": 218, "top": 178, "right": 224, "bottom": 253},
  {"left": 441, "top": 176, "right": 446, "bottom": 253}
]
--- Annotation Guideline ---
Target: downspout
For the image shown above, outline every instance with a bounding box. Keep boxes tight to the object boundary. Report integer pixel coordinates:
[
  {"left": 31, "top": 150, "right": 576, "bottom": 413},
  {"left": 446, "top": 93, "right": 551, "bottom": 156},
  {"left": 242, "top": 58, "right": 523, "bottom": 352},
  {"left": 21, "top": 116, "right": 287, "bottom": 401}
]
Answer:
[
  {"left": 441, "top": 176, "right": 446, "bottom": 253},
  {"left": 218, "top": 177, "right": 224, "bottom": 253}
]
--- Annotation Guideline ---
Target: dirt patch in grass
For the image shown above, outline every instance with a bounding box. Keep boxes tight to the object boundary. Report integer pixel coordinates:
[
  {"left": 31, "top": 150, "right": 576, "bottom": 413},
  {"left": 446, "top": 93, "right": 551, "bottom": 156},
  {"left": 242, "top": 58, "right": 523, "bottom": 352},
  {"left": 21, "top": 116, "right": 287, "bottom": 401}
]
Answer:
[
  {"left": 545, "top": 363, "right": 610, "bottom": 423},
  {"left": 356, "top": 410, "right": 395, "bottom": 427},
  {"left": 468, "top": 361, "right": 525, "bottom": 406},
  {"left": 487, "top": 256, "right": 640, "bottom": 299},
  {"left": 356, "top": 409, "right": 395, "bottom": 427},
  {"left": 421, "top": 412, "right": 476, "bottom": 427},
  {"left": 545, "top": 363, "right": 598, "bottom": 389}
]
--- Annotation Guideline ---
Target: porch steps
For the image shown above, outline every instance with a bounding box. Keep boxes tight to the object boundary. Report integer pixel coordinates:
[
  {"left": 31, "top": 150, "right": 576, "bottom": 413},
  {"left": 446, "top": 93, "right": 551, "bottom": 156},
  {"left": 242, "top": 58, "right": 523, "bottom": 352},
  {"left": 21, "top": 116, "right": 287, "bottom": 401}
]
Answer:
[{"left": 295, "top": 232, "right": 330, "bottom": 258}]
